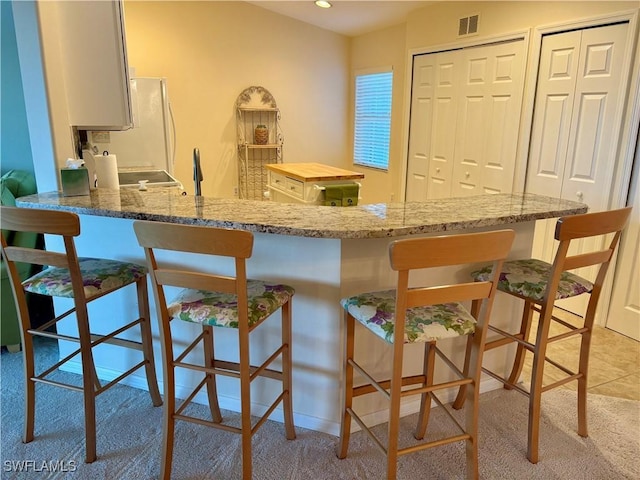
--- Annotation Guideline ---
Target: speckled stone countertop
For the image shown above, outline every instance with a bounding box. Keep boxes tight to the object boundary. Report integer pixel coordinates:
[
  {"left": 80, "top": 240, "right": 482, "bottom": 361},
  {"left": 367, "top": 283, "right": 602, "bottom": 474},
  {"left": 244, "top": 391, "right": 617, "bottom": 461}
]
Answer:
[{"left": 16, "top": 189, "right": 588, "bottom": 239}]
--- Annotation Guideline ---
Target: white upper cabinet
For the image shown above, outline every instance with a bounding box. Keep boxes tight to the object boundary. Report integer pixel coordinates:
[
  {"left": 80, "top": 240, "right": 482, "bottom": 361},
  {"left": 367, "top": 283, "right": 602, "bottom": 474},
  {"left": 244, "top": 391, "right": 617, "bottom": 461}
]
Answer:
[{"left": 39, "top": 0, "right": 132, "bottom": 130}]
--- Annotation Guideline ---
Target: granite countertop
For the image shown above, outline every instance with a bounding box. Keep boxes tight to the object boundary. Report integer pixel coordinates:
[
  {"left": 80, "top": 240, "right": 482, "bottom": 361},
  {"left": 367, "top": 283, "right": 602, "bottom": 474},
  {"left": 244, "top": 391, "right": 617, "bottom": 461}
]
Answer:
[{"left": 15, "top": 189, "right": 588, "bottom": 239}]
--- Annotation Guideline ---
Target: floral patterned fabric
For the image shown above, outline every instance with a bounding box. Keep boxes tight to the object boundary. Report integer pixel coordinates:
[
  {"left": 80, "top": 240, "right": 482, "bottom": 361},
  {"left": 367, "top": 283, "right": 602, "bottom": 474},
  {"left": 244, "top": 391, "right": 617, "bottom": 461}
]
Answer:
[
  {"left": 471, "top": 258, "right": 593, "bottom": 302},
  {"left": 168, "top": 280, "right": 295, "bottom": 329},
  {"left": 22, "top": 257, "right": 146, "bottom": 299},
  {"left": 340, "top": 290, "right": 476, "bottom": 344}
]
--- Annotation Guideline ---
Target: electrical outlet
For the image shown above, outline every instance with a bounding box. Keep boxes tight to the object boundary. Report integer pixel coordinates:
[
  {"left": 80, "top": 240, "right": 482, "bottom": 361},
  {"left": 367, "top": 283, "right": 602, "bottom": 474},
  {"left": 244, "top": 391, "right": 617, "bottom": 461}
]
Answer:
[{"left": 234, "top": 186, "right": 238, "bottom": 197}]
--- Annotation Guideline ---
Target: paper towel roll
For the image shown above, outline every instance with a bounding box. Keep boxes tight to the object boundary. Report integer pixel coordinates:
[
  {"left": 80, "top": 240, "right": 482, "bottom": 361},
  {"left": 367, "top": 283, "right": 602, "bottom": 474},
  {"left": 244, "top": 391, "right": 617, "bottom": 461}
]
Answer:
[{"left": 95, "top": 153, "right": 120, "bottom": 189}]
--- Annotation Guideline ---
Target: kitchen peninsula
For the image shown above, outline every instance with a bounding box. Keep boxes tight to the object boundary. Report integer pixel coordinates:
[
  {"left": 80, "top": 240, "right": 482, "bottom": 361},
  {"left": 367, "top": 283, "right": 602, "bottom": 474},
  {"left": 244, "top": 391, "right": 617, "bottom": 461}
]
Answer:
[{"left": 16, "top": 189, "right": 587, "bottom": 435}]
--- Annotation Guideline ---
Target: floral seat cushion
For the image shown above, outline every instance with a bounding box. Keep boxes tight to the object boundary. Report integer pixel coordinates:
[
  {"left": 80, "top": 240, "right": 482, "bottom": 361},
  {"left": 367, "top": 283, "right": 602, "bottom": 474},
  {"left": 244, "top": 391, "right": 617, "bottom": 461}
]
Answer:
[
  {"left": 168, "top": 280, "right": 295, "bottom": 329},
  {"left": 22, "top": 257, "right": 146, "bottom": 299},
  {"left": 341, "top": 289, "right": 476, "bottom": 344},
  {"left": 471, "top": 258, "right": 593, "bottom": 302}
]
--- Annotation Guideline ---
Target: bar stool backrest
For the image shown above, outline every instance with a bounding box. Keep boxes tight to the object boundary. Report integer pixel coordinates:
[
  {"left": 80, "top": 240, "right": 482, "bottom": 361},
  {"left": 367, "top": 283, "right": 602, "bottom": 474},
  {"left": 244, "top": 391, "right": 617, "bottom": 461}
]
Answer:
[
  {"left": 1, "top": 206, "right": 86, "bottom": 310},
  {"left": 133, "top": 221, "right": 254, "bottom": 329},
  {"left": 390, "top": 231, "right": 516, "bottom": 306},
  {"left": 549, "top": 206, "right": 632, "bottom": 307}
]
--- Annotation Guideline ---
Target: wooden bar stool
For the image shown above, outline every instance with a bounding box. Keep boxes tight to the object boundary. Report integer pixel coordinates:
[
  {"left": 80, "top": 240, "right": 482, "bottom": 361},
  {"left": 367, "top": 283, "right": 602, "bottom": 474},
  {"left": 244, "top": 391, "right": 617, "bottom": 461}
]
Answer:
[
  {"left": 0, "top": 206, "right": 162, "bottom": 463},
  {"left": 453, "top": 206, "right": 632, "bottom": 464},
  {"left": 336, "top": 229, "right": 515, "bottom": 479},
  {"left": 133, "top": 220, "right": 296, "bottom": 480}
]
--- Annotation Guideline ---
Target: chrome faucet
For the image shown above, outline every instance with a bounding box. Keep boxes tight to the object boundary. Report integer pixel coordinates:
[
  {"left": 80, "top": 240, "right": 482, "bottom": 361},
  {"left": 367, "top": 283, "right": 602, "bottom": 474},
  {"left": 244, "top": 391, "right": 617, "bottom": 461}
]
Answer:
[{"left": 193, "top": 147, "right": 203, "bottom": 196}]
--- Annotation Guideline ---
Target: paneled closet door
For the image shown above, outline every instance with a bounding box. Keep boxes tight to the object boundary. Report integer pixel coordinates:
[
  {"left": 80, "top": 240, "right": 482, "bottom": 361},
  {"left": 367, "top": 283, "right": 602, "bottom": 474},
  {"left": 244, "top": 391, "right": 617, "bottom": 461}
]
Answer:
[
  {"left": 406, "top": 50, "right": 459, "bottom": 201},
  {"left": 527, "top": 30, "right": 582, "bottom": 262},
  {"left": 405, "top": 54, "right": 436, "bottom": 201},
  {"left": 526, "top": 22, "right": 631, "bottom": 318},
  {"left": 451, "top": 40, "right": 526, "bottom": 197},
  {"left": 405, "top": 39, "right": 525, "bottom": 201},
  {"left": 607, "top": 178, "right": 640, "bottom": 341},
  {"left": 527, "top": 23, "right": 629, "bottom": 210}
]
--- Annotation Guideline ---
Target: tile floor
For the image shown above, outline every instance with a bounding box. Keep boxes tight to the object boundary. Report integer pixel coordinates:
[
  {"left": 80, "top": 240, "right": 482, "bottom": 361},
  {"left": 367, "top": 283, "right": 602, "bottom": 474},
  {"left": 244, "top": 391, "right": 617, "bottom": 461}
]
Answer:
[{"left": 518, "top": 308, "right": 640, "bottom": 401}]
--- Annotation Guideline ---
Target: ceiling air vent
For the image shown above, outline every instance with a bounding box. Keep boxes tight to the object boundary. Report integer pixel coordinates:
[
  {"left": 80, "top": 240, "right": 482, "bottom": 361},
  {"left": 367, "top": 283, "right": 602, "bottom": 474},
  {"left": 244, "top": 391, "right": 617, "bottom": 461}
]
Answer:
[{"left": 458, "top": 14, "right": 480, "bottom": 36}]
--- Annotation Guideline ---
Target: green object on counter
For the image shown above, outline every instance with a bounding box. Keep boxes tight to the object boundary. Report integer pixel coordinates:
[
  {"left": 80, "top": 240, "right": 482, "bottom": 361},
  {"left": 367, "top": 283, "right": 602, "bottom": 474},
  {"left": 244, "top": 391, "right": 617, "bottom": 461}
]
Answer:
[
  {"left": 61, "top": 167, "right": 90, "bottom": 196},
  {"left": 324, "top": 184, "right": 359, "bottom": 207}
]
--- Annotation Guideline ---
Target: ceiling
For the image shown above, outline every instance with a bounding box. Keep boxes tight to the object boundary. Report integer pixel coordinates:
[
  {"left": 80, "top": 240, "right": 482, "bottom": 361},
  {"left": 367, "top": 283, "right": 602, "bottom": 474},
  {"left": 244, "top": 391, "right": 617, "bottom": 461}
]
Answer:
[{"left": 247, "top": 1, "right": 435, "bottom": 37}]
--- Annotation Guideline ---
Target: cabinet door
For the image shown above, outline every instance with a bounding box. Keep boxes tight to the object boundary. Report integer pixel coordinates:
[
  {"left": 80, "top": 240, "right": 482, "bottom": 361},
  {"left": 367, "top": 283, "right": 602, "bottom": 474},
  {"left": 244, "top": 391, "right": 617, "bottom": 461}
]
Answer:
[{"left": 48, "top": 0, "right": 132, "bottom": 130}]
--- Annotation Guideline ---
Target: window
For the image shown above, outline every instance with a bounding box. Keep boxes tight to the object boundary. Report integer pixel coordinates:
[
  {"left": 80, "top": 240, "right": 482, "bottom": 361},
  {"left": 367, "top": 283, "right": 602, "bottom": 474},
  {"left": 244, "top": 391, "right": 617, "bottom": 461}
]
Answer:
[{"left": 353, "top": 69, "right": 393, "bottom": 170}]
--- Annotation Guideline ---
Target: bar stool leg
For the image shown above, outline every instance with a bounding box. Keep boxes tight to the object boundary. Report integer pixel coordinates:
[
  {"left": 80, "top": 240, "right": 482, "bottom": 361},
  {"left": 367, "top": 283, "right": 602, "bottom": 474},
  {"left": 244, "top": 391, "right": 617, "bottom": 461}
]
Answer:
[
  {"left": 336, "top": 311, "right": 355, "bottom": 459},
  {"left": 77, "top": 307, "right": 97, "bottom": 463},
  {"left": 527, "top": 304, "right": 553, "bottom": 464},
  {"left": 504, "top": 300, "right": 535, "bottom": 389},
  {"left": 202, "top": 326, "right": 223, "bottom": 423},
  {"left": 160, "top": 324, "right": 176, "bottom": 480},
  {"left": 22, "top": 334, "right": 36, "bottom": 444},
  {"left": 137, "top": 278, "right": 163, "bottom": 406},
  {"left": 239, "top": 333, "right": 252, "bottom": 480},
  {"left": 464, "top": 358, "right": 480, "bottom": 480},
  {"left": 577, "top": 300, "right": 597, "bottom": 438},
  {"left": 281, "top": 300, "right": 296, "bottom": 439},
  {"left": 414, "top": 342, "right": 435, "bottom": 439},
  {"left": 386, "top": 347, "right": 403, "bottom": 480},
  {"left": 160, "top": 387, "right": 176, "bottom": 480},
  {"left": 577, "top": 342, "right": 589, "bottom": 438},
  {"left": 452, "top": 299, "right": 481, "bottom": 410},
  {"left": 465, "top": 299, "right": 490, "bottom": 480}
]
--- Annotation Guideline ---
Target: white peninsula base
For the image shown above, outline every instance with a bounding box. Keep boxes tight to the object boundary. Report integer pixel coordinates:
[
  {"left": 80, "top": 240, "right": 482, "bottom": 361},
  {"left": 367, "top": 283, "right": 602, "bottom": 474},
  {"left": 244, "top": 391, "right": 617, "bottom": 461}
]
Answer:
[{"left": 52, "top": 214, "right": 533, "bottom": 435}]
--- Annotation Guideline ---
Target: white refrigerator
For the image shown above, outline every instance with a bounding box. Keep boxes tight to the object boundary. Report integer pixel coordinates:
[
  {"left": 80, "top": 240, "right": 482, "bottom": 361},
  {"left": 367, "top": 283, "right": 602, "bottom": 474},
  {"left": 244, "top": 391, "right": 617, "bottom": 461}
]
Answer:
[{"left": 85, "top": 77, "right": 182, "bottom": 188}]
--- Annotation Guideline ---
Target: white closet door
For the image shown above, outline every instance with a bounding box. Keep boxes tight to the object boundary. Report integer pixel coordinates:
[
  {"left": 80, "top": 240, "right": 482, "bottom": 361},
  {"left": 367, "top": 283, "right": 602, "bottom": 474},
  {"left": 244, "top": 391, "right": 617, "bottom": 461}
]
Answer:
[
  {"left": 452, "top": 40, "right": 526, "bottom": 197},
  {"left": 527, "top": 30, "right": 582, "bottom": 261},
  {"left": 561, "top": 23, "right": 629, "bottom": 210},
  {"left": 406, "top": 50, "right": 459, "bottom": 201},
  {"left": 405, "top": 39, "right": 525, "bottom": 201},
  {"left": 406, "top": 55, "right": 436, "bottom": 201},
  {"left": 529, "top": 23, "right": 629, "bottom": 208},
  {"left": 526, "top": 31, "right": 581, "bottom": 202},
  {"left": 607, "top": 179, "right": 640, "bottom": 340},
  {"left": 427, "top": 50, "right": 460, "bottom": 200},
  {"left": 527, "top": 22, "right": 631, "bottom": 319}
]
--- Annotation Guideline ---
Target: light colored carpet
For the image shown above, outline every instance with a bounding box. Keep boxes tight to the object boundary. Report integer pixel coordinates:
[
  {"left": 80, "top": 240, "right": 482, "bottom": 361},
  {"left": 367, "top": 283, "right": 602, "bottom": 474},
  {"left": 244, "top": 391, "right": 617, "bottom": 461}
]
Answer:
[{"left": 1, "top": 338, "right": 639, "bottom": 479}]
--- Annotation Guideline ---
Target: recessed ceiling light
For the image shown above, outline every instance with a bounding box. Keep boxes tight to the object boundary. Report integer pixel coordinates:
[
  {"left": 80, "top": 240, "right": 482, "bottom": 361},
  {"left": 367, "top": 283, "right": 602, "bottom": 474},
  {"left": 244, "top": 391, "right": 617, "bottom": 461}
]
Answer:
[{"left": 315, "top": 1, "right": 332, "bottom": 8}]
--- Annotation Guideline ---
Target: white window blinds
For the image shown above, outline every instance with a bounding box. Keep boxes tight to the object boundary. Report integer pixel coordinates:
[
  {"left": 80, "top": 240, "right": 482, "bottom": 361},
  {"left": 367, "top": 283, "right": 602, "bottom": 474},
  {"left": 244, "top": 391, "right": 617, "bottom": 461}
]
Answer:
[{"left": 353, "top": 70, "right": 393, "bottom": 170}]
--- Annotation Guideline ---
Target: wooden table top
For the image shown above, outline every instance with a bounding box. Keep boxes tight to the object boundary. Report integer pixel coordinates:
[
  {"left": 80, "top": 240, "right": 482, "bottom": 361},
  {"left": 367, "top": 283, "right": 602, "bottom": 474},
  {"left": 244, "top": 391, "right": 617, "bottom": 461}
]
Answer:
[{"left": 265, "top": 162, "right": 365, "bottom": 182}]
